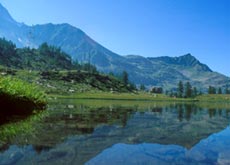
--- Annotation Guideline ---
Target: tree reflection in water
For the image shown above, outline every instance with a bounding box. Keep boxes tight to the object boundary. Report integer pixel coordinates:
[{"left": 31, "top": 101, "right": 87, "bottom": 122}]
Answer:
[{"left": 0, "top": 100, "right": 229, "bottom": 164}]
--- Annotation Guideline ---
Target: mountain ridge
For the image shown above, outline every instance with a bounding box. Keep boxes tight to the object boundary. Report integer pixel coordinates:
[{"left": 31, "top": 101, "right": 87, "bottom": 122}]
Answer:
[
  {"left": 0, "top": 3, "right": 15, "bottom": 23},
  {"left": 0, "top": 3, "right": 229, "bottom": 90},
  {"left": 148, "top": 53, "right": 212, "bottom": 72}
]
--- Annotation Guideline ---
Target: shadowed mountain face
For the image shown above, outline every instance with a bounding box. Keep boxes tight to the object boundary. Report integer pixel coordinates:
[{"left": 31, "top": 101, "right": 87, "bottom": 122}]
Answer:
[{"left": 0, "top": 3, "right": 229, "bottom": 89}]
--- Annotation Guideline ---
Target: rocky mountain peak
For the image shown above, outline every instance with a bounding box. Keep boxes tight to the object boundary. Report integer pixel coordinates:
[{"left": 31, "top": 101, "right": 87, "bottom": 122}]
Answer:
[{"left": 176, "top": 53, "right": 212, "bottom": 72}]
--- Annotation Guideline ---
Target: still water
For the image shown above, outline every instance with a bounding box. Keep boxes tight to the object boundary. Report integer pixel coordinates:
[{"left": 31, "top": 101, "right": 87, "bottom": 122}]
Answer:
[{"left": 0, "top": 99, "right": 230, "bottom": 165}]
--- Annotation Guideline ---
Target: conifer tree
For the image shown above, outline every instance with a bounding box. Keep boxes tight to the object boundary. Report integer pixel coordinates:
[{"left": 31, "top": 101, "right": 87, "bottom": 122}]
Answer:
[{"left": 177, "top": 81, "right": 184, "bottom": 98}]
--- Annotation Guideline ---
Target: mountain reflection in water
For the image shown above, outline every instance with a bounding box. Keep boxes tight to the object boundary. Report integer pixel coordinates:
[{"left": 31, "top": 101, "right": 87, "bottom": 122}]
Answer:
[
  {"left": 0, "top": 99, "right": 229, "bottom": 164},
  {"left": 86, "top": 127, "right": 230, "bottom": 165}
]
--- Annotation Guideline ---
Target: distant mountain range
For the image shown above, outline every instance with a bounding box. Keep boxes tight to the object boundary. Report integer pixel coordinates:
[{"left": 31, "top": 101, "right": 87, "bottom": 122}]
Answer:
[{"left": 0, "top": 3, "right": 229, "bottom": 89}]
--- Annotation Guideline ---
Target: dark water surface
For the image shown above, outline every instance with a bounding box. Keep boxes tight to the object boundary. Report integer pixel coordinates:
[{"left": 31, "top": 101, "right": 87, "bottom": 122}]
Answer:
[{"left": 0, "top": 99, "right": 230, "bottom": 165}]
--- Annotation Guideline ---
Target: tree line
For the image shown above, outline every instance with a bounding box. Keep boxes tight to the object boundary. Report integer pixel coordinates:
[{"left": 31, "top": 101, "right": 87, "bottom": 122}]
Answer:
[
  {"left": 175, "top": 81, "right": 230, "bottom": 98},
  {"left": 0, "top": 37, "right": 98, "bottom": 72},
  {"left": 208, "top": 86, "right": 230, "bottom": 94},
  {"left": 175, "top": 81, "right": 199, "bottom": 98}
]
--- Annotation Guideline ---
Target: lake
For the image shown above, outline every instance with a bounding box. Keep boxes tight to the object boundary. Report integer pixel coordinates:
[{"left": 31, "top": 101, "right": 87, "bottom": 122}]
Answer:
[{"left": 0, "top": 99, "right": 230, "bottom": 165}]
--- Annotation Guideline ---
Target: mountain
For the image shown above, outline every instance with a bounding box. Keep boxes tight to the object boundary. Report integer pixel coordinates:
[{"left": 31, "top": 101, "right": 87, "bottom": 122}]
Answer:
[
  {"left": 0, "top": 3, "right": 229, "bottom": 90},
  {"left": 123, "top": 54, "right": 230, "bottom": 89}
]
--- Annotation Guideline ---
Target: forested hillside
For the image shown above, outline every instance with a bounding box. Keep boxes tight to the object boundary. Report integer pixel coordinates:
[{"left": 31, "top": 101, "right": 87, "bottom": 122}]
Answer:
[
  {"left": 0, "top": 38, "right": 135, "bottom": 93},
  {"left": 0, "top": 38, "right": 75, "bottom": 70}
]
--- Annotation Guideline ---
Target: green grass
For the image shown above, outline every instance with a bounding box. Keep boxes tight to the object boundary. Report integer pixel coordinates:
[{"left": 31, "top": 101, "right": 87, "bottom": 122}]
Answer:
[
  {"left": 196, "top": 94, "right": 230, "bottom": 102},
  {"left": 50, "top": 91, "right": 230, "bottom": 105},
  {"left": 50, "top": 91, "right": 198, "bottom": 102},
  {"left": 0, "top": 76, "right": 47, "bottom": 109}
]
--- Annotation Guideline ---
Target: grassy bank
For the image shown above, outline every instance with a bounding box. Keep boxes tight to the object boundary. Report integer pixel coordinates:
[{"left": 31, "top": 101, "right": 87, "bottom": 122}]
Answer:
[{"left": 0, "top": 76, "right": 47, "bottom": 110}]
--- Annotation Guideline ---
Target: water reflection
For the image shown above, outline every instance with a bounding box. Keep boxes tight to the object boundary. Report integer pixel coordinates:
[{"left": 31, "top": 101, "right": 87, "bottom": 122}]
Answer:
[
  {"left": 0, "top": 105, "right": 35, "bottom": 125},
  {"left": 0, "top": 99, "right": 229, "bottom": 164},
  {"left": 86, "top": 127, "right": 230, "bottom": 165}
]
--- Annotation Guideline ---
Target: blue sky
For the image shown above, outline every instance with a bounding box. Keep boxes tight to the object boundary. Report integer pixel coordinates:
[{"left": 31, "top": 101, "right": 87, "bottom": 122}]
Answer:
[{"left": 1, "top": 0, "right": 230, "bottom": 76}]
